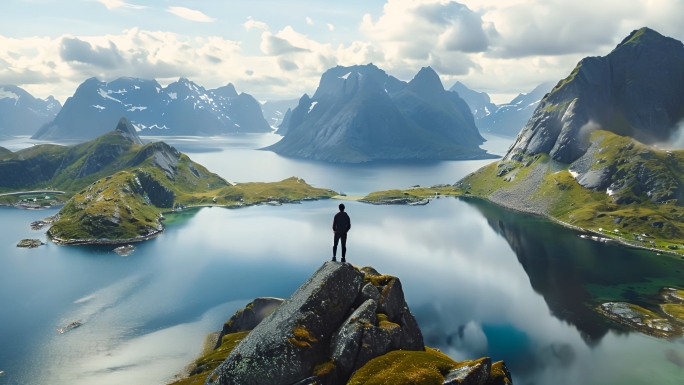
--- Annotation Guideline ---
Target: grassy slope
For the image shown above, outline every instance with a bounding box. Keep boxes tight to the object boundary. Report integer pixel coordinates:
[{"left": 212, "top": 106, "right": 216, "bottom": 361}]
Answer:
[
  {"left": 1, "top": 131, "right": 336, "bottom": 243},
  {"left": 364, "top": 130, "right": 684, "bottom": 254}
]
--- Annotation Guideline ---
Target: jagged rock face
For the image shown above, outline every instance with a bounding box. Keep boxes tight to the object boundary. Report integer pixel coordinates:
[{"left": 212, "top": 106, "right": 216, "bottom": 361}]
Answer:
[
  {"left": 507, "top": 28, "right": 684, "bottom": 164},
  {"left": 136, "top": 171, "right": 175, "bottom": 207},
  {"left": 114, "top": 117, "right": 144, "bottom": 145},
  {"left": 31, "top": 77, "right": 270, "bottom": 141},
  {"left": 275, "top": 108, "right": 293, "bottom": 135},
  {"left": 129, "top": 141, "right": 181, "bottom": 180},
  {"left": 207, "top": 263, "right": 426, "bottom": 385},
  {"left": 0, "top": 85, "right": 61, "bottom": 136},
  {"left": 76, "top": 142, "right": 127, "bottom": 178},
  {"left": 264, "top": 64, "right": 491, "bottom": 162}
]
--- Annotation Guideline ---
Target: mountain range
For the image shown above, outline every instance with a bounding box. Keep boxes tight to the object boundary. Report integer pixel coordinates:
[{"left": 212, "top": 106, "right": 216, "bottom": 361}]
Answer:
[
  {"left": 449, "top": 81, "right": 555, "bottom": 137},
  {"left": 260, "top": 98, "right": 299, "bottom": 130},
  {"left": 31, "top": 77, "right": 271, "bottom": 141},
  {"left": 0, "top": 85, "right": 61, "bottom": 137},
  {"left": 265, "top": 64, "right": 494, "bottom": 163}
]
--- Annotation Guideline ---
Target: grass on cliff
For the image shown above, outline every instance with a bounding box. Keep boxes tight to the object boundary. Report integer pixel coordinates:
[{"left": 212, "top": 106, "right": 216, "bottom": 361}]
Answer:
[{"left": 169, "top": 331, "right": 250, "bottom": 385}]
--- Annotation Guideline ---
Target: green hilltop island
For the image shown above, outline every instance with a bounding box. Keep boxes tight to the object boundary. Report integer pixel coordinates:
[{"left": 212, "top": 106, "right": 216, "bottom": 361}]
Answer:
[
  {"left": 0, "top": 118, "right": 336, "bottom": 245},
  {"left": 363, "top": 27, "right": 684, "bottom": 339},
  {"left": 169, "top": 262, "right": 513, "bottom": 385}
]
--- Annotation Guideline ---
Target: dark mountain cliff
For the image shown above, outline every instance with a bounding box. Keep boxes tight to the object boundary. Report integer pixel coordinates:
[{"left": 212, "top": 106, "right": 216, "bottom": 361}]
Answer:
[
  {"left": 507, "top": 27, "right": 684, "bottom": 163},
  {"left": 264, "top": 64, "right": 492, "bottom": 163}
]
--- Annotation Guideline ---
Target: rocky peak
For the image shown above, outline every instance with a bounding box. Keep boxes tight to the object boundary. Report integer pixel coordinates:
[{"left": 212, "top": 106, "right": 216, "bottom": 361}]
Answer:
[
  {"left": 171, "top": 262, "right": 514, "bottom": 385},
  {"left": 114, "top": 117, "right": 144, "bottom": 145},
  {"left": 403, "top": 66, "right": 445, "bottom": 99},
  {"left": 212, "top": 83, "right": 239, "bottom": 99},
  {"left": 507, "top": 27, "right": 684, "bottom": 164}
]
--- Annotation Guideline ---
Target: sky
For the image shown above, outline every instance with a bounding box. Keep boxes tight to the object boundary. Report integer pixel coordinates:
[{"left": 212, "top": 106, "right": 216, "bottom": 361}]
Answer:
[{"left": 2, "top": 0, "right": 684, "bottom": 104}]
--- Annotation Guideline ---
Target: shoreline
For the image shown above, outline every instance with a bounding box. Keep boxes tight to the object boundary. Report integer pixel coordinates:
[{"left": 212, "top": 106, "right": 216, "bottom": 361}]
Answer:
[{"left": 361, "top": 194, "right": 684, "bottom": 258}]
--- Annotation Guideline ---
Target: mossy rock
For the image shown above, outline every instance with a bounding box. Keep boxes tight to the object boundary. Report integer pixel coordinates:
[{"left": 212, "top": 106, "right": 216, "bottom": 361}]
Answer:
[{"left": 348, "top": 348, "right": 460, "bottom": 385}]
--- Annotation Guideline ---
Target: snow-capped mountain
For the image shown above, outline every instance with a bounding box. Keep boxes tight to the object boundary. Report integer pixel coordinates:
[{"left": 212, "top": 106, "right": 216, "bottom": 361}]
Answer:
[
  {"left": 0, "top": 85, "right": 61, "bottom": 136},
  {"left": 32, "top": 77, "right": 271, "bottom": 141},
  {"left": 449, "top": 81, "right": 555, "bottom": 137}
]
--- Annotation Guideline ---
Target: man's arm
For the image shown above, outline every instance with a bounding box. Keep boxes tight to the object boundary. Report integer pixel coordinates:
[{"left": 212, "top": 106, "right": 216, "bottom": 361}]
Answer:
[
  {"left": 347, "top": 215, "right": 351, "bottom": 231},
  {"left": 332, "top": 216, "right": 337, "bottom": 232}
]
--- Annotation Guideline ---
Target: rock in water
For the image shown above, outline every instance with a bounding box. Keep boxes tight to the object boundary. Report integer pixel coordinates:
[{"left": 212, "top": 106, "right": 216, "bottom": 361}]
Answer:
[
  {"left": 113, "top": 245, "right": 136, "bottom": 257},
  {"left": 16, "top": 239, "right": 44, "bottom": 249}
]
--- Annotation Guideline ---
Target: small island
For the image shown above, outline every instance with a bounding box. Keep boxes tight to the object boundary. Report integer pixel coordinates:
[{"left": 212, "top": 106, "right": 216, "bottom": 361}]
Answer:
[{"left": 0, "top": 117, "right": 336, "bottom": 245}]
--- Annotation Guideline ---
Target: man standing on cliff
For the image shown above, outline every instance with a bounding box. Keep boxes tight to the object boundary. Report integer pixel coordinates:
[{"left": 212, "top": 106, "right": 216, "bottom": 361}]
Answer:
[{"left": 332, "top": 203, "right": 351, "bottom": 263}]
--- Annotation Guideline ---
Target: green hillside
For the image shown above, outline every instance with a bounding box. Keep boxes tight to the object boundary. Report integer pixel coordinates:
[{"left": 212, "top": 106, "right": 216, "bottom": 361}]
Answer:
[{"left": 365, "top": 130, "right": 684, "bottom": 254}]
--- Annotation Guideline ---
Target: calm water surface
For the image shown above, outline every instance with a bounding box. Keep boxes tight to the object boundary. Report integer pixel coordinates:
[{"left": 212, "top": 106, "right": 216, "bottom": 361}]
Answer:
[{"left": 1, "top": 134, "right": 683, "bottom": 385}]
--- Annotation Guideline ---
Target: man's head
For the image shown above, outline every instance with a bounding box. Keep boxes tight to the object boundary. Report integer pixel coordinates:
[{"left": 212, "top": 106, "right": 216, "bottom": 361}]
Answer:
[{"left": 339, "top": 203, "right": 345, "bottom": 212}]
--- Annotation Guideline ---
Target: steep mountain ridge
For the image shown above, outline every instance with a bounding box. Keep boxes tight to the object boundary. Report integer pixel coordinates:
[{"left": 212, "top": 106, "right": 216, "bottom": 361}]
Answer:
[
  {"left": 32, "top": 77, "right": 271, "bottom": 141},
  {"left": 265, "top": 64, "right": 493, "bottom": 162},
  {"left": 0, "top": 85, "right": 61, "bottom": 136},
  {"left": 507, "top": 27, "right": 684, "bottom": 163},
  {"left": 261, "top": 98, "right": 299, "bottom": 130},
  {"left": 449, "top": 81, "right": 555, "bottom": 137}
]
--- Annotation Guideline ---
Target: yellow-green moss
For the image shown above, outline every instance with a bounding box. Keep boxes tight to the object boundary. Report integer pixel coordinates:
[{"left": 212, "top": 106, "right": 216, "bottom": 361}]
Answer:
[
  {"left": 488, "top": 361, "right": 512, "bottom": 384},
  {"left": 364, "top": 274, "right": 395, "bottom": 287},
  {"left": 661, "top": 303, "right": 684, "bottom": 323},
  {"left": 348, "top": 348, "right": 459, "bottom": 385}
]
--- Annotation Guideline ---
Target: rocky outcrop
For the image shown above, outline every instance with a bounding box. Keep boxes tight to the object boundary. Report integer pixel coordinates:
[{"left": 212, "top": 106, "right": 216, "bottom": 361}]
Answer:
[
  {"left": 169, "top": 263, "right": 512, "bottom": 385},
  {"left": 136, "top": 171, "right": 175, "bottom": 207},
  {"left": 507, "top": 28, "right": 684, "bottom": 164},
  {"left": 214, "top": 297, "right": 285, "bottom": 349}
]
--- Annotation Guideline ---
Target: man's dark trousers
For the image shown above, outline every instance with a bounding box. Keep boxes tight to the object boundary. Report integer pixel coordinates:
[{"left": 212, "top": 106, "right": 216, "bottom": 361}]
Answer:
[{"left": 333, "top": 232, "right": 347, "bottom": 261}]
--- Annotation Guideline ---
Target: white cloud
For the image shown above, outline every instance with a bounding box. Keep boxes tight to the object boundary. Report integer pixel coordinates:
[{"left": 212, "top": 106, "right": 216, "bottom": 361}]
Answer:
[
  {"left": 244, "top": 19, "right": 269, "bottom": 31},
  {"left": 327, "top": 23, "right": 335, "bottom": 31},
  {"left": 306, "top": 17, "right": 313, "bottom": 25},
  {"left": 166, "top": 6, "right": 215, "bottom": 23},
  {"left": 94, "top": 0, "right": 146, "bottom": 9}
]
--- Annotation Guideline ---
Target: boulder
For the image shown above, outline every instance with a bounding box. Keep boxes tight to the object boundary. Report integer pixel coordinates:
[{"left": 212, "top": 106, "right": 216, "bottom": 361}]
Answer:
[
  {"left": 214, "top": 297, "right": 285, "bottom": 349},
  {"left": 378, "top": 278, "right": 405, "bottom": 322},
  {"left": 354, "top": 283, "right": 380, "bottom": 307},
  {"left": 576, "top": 166, "right": 615, "bottom": 191},
  {"left": 398, "top": 308, "right": 424, "bottom": 351},
  {"left": 330, "top": 299, "right": 378, "bottom": 377},
  {"left": 443, "top": 357, "right": 492, "bottom": 385},
  {"left": 206, "top": 262, "right": 364, "bottom": 385}
]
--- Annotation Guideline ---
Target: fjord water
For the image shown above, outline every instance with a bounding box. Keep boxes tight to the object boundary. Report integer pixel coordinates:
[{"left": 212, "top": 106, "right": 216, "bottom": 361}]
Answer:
[{"left": 1, "top": 134, "right": 683, "bottom": 385}]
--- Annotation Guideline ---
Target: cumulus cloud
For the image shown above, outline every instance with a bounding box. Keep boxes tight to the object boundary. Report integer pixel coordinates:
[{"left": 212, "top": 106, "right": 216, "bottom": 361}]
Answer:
[
  {"left": 260, "top": 32, "right": 310, "bottom": 55},
  {"left": 166, "top": 6, "right": 215, "bottom": 23},
  {"left": 94, "top": 0, "right": 146, "bottom": 10},
  {"left": 327, "top": 23, "right": 335, "bottom": 31},
  {"left": 60, "top": 37, "right": 124, "bottom": 69},
  {"left": 306, "top": 17, "right": 313, "bottom": 25},
  {"left": 244, "top": 19, "right": 269, "bottom": 31}
]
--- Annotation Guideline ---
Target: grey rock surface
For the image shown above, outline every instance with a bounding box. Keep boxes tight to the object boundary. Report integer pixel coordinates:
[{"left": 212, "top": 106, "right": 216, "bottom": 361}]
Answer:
[
  {"left": 506, "top": 28, "right": 684, "bottom": 164},
  {"left": 443, "top": 358, "right": 491, "bottom": 385},
  {"left": 206, "top": 262, "right": 364, "bottom": 385},
  {"left": 214, "top": 297, "right": 285, "bottom": 349}
]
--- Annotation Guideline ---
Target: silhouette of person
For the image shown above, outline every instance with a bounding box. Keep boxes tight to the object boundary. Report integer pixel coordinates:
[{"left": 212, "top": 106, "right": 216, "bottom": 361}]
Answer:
[{"left": 332, "top": 203, "right": 351, "bottom": 262}]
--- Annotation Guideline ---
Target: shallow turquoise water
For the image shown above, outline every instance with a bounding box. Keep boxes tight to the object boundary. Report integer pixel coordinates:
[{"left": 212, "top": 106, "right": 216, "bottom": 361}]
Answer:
[{"left": 1, "top": 134, "right": 683, "bottom": 385}]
